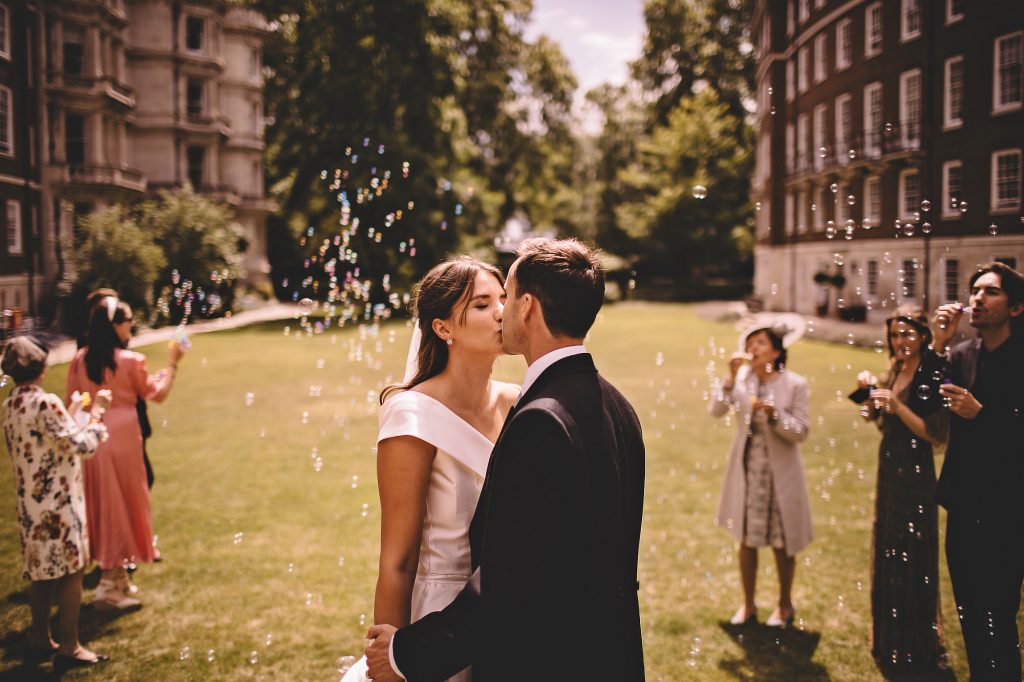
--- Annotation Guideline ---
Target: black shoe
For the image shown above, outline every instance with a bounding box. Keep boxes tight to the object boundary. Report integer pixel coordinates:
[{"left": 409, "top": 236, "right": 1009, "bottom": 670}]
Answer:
[
  {"left": 25, "top": 645, "right": 57, "bottom": 663},
  {"left": 53, "top": 653, "right": 109, "bottom": 675}
]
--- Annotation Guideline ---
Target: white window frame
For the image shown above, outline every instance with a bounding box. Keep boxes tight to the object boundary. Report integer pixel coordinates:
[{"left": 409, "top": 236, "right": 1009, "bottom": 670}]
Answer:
[
  {"left": 814, "top": 33, "right": 827, "bottom": 83},
  {"left": 836, "top": 18, "right": 853, "bottom": 71},
  {"left": 864, "top": 81, "right": 882, "bottom": 157},
  {"left": 865, "top": 175, "right": 881, "bottom": 226},
  {"left": 898, "top": 168, "right": 921, "bottom": 221},
  {"left": 867, "top": 259, "right": 880, "bottom": 298},
  {"left": 813, "top": 103, "right": 827, "bottom": 170},
  {"left": 0, "top": 85, "right": 11, "bottom": 157},
  {"left": 835, "top": 93, "right": 852, "bottom": 164},
  {"left": 901, "top": 0, "right": 921, "bottom": 43},
  {"left": 786, "top": 59, "right": 795, "bottom": 102},
  {"left": 991, "top": 149, "right": 1022, "bottom": 212},
  {"left": 946, "top": 0, "right": 964, "bottom": 25},
  {"left": 942, "top": 160, "right": 963, "bottom": 218},
  {"left": 902, "top": 258, "right": 918, "bottom": 301},
  {"left": 6, "top": 199, "right": 21, "bottom": 255},
  {"left": 865, "top": 2, "right": 883, "bottom": 58},
  {"left": 785, "top": 192, "right": 795, "bottom": 235},
  {"left": 798, "top": 46, "right": 809, "bottom": 93},
  {"left": 944, "top": 55, "right": 964, "bottom": 130},
  {"left": 797, "top": 190, "right": 808, "bottom": 233},
  {"left": 993, "top": 32, "right": 1023, "bottom": 114},
  {"left": 0, "top": 4, "right": 9, "bottom": 61},
  {"left": 900, "top": 69, "right": 922, "bottom": 149}
]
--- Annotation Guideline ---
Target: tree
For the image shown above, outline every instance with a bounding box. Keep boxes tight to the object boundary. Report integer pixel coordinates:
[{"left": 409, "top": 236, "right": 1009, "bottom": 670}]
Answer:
[{"left": 64, "top": 205, "right": 167, "bottom": 330}]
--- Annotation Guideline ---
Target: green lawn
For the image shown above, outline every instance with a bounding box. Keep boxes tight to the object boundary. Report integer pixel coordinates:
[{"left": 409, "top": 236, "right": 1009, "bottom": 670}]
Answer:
[{"left": 0, "top": 302, "right": 1011, "bottom": 680}]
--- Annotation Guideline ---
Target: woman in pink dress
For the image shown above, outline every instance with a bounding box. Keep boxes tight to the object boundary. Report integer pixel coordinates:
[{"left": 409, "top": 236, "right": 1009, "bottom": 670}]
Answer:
[{"left": 66, "top": 299, "right": 183, "bottom": 609}]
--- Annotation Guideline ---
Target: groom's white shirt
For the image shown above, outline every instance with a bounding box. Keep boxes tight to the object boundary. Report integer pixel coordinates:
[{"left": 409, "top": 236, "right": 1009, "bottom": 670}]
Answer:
[{"left": 387, "top": 344, "right": 588, "bottom": 678}]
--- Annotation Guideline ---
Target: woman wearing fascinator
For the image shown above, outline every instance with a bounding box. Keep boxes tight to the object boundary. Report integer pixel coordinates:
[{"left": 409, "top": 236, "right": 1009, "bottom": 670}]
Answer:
[
  {"left": 709, "top": 321, "right": 812, "bottom": 629},
  {"left": 341, "top": 257, "right": 518, "bottom": 682}
]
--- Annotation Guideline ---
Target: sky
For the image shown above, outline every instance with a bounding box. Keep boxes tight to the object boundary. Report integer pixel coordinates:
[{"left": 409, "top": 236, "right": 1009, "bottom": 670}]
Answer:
[{"left": 525, "top": 0, "right": 645, "bottom": 96}]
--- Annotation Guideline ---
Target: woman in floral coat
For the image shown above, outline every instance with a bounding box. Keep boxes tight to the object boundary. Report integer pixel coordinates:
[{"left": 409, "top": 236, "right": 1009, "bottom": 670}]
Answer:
[{"left": 2, "top": 336, "right": 111, "bottom": 673}]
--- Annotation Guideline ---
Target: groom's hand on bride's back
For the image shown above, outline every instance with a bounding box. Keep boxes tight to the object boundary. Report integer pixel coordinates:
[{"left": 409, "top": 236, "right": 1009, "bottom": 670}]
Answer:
[{"left": 365, "top": 624, "right": 403, "bottom": 681}]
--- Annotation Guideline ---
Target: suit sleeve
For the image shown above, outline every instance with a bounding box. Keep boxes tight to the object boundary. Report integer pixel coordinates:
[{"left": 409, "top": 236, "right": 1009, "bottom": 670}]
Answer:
[{"left": 392, "top": 575, "right": 481, "bottom": 682}]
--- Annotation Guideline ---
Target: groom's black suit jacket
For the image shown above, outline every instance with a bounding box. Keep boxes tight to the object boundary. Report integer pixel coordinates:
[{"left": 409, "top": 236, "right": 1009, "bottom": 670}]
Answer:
[{"left": 393, "top": 353, "right": 646, "bottom": 681}]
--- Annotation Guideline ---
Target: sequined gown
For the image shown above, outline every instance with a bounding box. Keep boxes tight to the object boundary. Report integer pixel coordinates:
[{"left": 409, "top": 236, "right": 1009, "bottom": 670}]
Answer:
[{"left": 871, "top": 379, "right": 948, "bottom": 671}]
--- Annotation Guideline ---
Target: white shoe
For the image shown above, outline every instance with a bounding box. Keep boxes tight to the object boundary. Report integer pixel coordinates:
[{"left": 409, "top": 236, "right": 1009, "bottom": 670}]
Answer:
[
  {"left": 730, "top": 605, "right": 757, "bottom": 625},
  {"left": 765, "top": 608, "right": 795, "bottom": 627},
  {"left": 93, "top": 579, "right": 141, "bottom": 611}
]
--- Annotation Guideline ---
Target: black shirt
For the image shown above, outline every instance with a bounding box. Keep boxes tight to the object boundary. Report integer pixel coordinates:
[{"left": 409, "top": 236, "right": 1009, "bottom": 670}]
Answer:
[{"left": 935, "top": 332, "right": 1024, "bottom": 519}]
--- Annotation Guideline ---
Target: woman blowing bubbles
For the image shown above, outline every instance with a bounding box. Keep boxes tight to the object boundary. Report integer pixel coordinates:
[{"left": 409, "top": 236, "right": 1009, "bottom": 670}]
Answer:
[
  {"left": 710, "top": 324, "right": 812, "bottom": 628},
  {"left": 853, "top": 304, "right": 948, "bottom": 673}
]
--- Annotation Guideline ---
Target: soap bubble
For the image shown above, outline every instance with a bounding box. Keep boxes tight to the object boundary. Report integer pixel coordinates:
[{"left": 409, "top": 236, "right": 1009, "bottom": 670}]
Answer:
[
  {"left": 921, "top": 199, "right": 931, "bottom": 212},
  {"left": 921, "top": 222, "right": 932, "bottom": 234},
  {"left": 337, "top": 656, "right": 357, "bottom": 674},
  {"left": 233, "top": 532, "right": 244, "bottom": 544},
  {"left": 916, "top": 385, "right": 932, "bottom": 400},
  {"left": 206, "top": 649, "right": 216, "bottom": 663},
  {"left": 179, "top": 646, "right": 191, "bottom": 661},
  {"left": 244, "top": 392, "right": 255, "bottom": 407},
  {"left": 249, "top": 651, "right": 259, "bottom": 665},
  {"left": 847, "top": 194, "right": 856, "bottom": 206},
  {"left": 830, "top": 182, "right": 839, "bottom": 193},
  {"left": 902, "top": 222, "right": 916, "bottom": 237},
  {"left": 988, "top": 223, "right": 999, "bottom": 235},
  {"left": 833, "top": 253, "right": 845, "bottom": 266},
  {"left": 874, "top": 340, "right": 886, "bottom": 353},
  {"left": 959, "top": 200, "right": 968, "bottom": 214},
  {"left": 692, "top": 185, "right": 708, "bottom": 199}
]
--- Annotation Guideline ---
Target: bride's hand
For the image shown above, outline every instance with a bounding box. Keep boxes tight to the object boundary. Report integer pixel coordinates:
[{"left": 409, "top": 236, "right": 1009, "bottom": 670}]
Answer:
[{"left": 365, "top": 625, "right": 402, "bottom": 682}]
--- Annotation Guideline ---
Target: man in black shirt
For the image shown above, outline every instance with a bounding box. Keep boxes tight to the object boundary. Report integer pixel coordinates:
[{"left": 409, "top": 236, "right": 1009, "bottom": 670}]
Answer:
[{"left": 932, "top": 262, "right": 1024, "bottom": 681}]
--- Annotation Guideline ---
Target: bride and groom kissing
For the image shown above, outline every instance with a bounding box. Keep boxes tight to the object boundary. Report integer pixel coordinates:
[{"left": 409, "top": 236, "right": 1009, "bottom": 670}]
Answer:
[{"left": 344, "top": 238, "right": 646, "bottom": 681}]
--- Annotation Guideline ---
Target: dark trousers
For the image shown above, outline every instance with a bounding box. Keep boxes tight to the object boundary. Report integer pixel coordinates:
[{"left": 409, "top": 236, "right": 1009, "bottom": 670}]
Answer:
[{"left": 946, "top": 512, "right": 1024, "bottom": 681}]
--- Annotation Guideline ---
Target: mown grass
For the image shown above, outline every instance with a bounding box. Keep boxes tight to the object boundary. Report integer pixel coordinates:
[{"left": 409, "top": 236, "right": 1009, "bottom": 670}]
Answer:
[{"left": 0, "top": 302, "right": 1014, "bottom": 680}]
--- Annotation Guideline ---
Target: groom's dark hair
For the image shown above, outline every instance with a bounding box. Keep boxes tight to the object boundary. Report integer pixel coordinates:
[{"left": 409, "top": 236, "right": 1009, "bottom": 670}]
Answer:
[{"left": 514, "top": 238, "right": 604, "bottom": 338}]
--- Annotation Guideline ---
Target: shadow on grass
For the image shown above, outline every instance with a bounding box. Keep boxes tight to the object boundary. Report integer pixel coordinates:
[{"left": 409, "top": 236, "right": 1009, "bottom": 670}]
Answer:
[
  {"left": 717, "top": 621, "right": 830, "bottom": 681},
  {"left": 874, "top": 655, "right": 959, "bottom": 682},
  {"left": 0, "top": 593, "right": 139, "bottom": 679}
]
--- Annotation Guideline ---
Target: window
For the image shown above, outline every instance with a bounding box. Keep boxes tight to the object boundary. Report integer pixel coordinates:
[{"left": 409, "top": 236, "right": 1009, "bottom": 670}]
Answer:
[
  {"left": 0, "top": 4, "right": 9, "bottom": 61},
  {"left": 799, "top": 0, "right": 810, "bottom": 24},
  {"left": 901, "top": 0, "right": 921, "bottom": 42},
  {"left": 944, "top": 56, "right": 964, "bottom": 129},
  {"left": 186, "top": 78, "right": 205, "bottom": 118},
  {"left": 942, "top": 161, "right": 963, "bottom": 218},
  {"left": 994, "top": 33, "right": 1023, "bottom": 112},
  {"left": 786, "top": 59, "right": 795, "bottom": 101},
  {"left": 797, "top": 190, "right": 808, "bottom": 233},
  {"left": 902, "top": 259, "right": 917, "bottom": 300},
  {"left": 946, "top": 0, "right": 964, "bottom": 24},
  {"left": 186, "top": 16, "right": 204, "bottom": 52},
  {"left": 5, "top": 200, "right": 20, "bottom": 255},
  {"left": 836, "top": 18, "right": 852, "bottom": 70},
  {"left": 187, "top": 146, "right": 205, "bottom": 189},
  {"left": 249, "top": 48, "right": 260, "bottom": 80},
  {"left": 899, "top": 169, "right": 921, "bottom": 220},
  {"left": 785, "top": 192, "right": 795, "bottom": 235},
  {"left": 0, "top": 85, "right": 11, "bottom": 156},
  {"left": 786, "top": 122, "right": 795, "bottom": 170},
  {"left": 865, "top": 175, "right": 881, "bottom": 226},
  {"left": 797, "top": 46, "right": 809, "bottom": 93},
  {"left": 900, "top": 69, "right": 921, "bottom": 148},
  {"left": 787, "top": 0, "right": 795, "bottom": 36},
  {"left": 65, "top": 113, "right": 85, "bottom": 164},
  {"left": 865, "top": 3, "right": 883, "bottom": 57},
  {"left": 944, "top": 259, "right": 960, "bottom": 303},
  {"left": 815, "top": 186, "right": 828, "bottom": 229},
  {"left": 63, "top": 25, "right": 85, "bottom": 76},
  {"left": 835, "top": 94, "right": 852, "bottom": 163},
  {"left": 864, "top": 81, "right": 883, "bottom": 156},
  {"left": 814, "top": 33, "right": 827, "bottom": 83},
  {"left": 991, "top": 149, "right": 1022, "bottom": 211},
  {"left": 867, "top": 260, "right": 880, "bottom": 297},
  {"left": 760, "top": 13, "right": 771, "bottom": 57},
  {"left": 813, "top": 104, "right": 827, "bottom": 170},
  {"left": 797, "top": 113, "right": 808, "bottom": 172},
  {"left": 836, "top": 184, "right": 849, "bottom": 224},
  {"left": 250, "top": 102, "right": 260, "bottom": 134}
]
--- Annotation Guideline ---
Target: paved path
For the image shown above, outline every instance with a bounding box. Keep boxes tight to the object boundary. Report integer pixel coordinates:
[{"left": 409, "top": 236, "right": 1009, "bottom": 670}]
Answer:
[{"left": 48, "top": 302, "right": 301, "bottom": 365}]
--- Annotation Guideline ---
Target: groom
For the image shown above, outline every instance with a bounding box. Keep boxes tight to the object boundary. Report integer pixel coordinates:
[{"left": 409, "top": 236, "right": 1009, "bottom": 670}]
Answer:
[{"left": 365, "top": 238, "right": 646, "bottom": 681}]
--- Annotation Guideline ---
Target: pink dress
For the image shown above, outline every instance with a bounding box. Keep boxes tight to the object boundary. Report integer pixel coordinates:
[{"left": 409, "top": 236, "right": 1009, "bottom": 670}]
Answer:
[{"left": 66, "top": 348, "right": 160, "bottom": 570}]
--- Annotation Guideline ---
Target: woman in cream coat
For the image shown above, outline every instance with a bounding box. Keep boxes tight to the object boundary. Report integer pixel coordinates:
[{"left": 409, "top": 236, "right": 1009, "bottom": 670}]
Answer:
[{"left": 709, "top": 326, "right": 812, "bottom": 628}]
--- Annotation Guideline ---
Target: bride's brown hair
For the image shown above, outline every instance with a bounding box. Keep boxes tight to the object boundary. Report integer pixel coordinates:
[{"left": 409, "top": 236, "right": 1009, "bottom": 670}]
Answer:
[{"left": 380, "top": 256, "right": 504, "bottom": 403}]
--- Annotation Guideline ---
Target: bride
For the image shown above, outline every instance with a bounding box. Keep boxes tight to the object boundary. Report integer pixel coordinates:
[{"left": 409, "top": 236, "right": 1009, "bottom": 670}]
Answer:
[{"left": 343, "top": 256, "right": 518, "bottom": 682}]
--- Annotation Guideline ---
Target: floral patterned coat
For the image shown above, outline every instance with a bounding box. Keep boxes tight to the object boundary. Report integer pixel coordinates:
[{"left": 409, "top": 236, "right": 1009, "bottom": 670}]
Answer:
[{"left": 2, "top": 384, "right": 107, "bottom": 580}]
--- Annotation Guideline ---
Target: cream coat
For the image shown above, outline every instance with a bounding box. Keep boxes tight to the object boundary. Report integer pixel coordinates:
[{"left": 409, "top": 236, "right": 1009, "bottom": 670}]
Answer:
[{"left": 709, "top": 366, "right": 813, "bottom": 557}]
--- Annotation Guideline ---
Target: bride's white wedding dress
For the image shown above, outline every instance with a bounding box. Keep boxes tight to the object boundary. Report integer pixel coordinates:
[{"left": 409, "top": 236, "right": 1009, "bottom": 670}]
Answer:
[{"left": 342, "top": 389, "right": 496, "bottom": 682}]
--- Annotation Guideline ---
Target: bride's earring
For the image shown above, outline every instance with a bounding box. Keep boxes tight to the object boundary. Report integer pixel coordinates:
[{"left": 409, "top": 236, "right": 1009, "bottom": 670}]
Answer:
[{"left": 446, "top": 338, "right": 454, "bottom": 346}]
